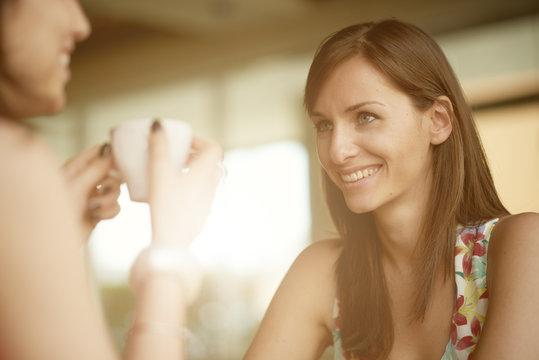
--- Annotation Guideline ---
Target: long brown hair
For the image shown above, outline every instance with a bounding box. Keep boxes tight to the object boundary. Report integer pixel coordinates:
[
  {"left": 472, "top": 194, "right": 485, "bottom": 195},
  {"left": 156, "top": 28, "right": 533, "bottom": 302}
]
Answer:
[{"left": 304, "top": 19, "right": 509, "bottom": 359}]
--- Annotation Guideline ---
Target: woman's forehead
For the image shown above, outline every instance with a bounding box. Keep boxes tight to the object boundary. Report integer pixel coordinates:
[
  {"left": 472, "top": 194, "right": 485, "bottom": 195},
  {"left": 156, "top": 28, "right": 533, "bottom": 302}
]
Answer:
[{"left": 312, "top": 58, "right": 404, "bottom": 109}]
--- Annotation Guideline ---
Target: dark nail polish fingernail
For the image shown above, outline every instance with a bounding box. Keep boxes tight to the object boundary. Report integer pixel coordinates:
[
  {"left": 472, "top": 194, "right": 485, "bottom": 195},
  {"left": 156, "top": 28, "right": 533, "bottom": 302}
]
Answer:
[
  {"left": 151, "top": 119, "right": 162, "bottom": 132},
  {"left": 100, "top": 143, "right": 111, "bottom": 157}
]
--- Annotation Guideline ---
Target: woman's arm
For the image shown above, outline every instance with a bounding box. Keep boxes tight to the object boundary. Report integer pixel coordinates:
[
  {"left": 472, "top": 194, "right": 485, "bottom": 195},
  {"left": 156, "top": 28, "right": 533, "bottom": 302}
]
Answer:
[
  {"left": 124, "top": 121, "right": 224, "bottom": 360},
  {"left": 124, "top": 276, "right": 189, "bottom": 360},
  {"left": 244, "top": 239, "right": 340, "bottom": 360},
  {"left": 0, "top": 130, "right": 119, "bottom": 360},
  {"left": 473, "top": 212, "right": 539, "bottom": 359}
]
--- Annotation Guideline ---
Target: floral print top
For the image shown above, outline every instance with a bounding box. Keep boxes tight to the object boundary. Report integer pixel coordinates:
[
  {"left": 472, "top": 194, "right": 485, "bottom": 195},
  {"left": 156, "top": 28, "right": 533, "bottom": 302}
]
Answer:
[{"left": 332, "top": 218, "right": 499, "bottom": 360}]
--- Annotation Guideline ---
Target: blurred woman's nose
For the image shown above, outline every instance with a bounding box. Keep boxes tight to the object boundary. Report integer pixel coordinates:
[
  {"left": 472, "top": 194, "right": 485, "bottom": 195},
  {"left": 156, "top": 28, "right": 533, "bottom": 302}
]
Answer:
[
  {"left": 72, "top": 0, "right": 92, "bottom": 42},
  {"left": 329, "top": 125, "right": 360, "bottom": 165}
]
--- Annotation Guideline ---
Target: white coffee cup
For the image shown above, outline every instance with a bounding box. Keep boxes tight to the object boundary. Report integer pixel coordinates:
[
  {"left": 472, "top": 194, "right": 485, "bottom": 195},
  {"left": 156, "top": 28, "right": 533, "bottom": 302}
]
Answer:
[{"left": 111, "top": 117, "right": 193, "bottom": 202}]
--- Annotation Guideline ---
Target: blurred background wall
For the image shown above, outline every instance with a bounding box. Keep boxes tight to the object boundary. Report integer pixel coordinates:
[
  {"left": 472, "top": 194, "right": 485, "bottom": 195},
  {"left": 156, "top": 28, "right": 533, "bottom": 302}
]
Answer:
[{"left": 28, "top": 1, "right": 538, "bottom": 358}]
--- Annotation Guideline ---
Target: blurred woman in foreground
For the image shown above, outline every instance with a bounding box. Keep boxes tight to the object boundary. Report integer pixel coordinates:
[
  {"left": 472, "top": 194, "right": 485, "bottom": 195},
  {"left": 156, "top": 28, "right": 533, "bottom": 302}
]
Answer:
[{"left": 0, "top": 0, "right": 222, "bottom": 359}]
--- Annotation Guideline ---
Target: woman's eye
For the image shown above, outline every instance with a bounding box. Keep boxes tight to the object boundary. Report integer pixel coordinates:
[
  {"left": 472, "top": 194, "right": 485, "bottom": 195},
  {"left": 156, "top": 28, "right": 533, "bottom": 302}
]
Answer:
[
  {"left": 315, "top": 120, "right": 333, "bottom": 132},
  {"left": 358, "top": 112, "right": 376, "bottom": 124}
]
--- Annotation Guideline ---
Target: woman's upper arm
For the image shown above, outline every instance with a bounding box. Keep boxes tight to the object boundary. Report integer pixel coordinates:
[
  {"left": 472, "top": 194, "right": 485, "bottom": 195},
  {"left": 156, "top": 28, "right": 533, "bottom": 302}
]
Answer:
[
  {"left": 0, "top": 135, "right": 118, "bottom": 360},
  {"left": 474, "top": 212, "right": 539, "bottom": 359},
  {"left": 243, "top": 239, "right": 339, "bottom": 360}
]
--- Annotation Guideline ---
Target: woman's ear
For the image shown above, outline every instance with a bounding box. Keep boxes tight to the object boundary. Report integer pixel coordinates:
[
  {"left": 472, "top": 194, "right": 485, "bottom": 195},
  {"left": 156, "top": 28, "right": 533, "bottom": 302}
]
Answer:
[{"left": 429, "top": 95, "right": 453, "bottom": 145}]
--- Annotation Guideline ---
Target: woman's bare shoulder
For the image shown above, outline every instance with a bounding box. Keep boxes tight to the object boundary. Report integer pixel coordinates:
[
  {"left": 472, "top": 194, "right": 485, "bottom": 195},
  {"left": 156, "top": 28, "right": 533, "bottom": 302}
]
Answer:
[
  {"left": 275, "top": 238, "right": 342, "bottom": 315},
  {"left": 0, "top": 122, "right": 61, "bottom": 181},
  {"left": 490, "top": 212, "right": 539, "bottom": 246},
  {"left": 0, "top": 122, "right": 69, "bottom": 229},
  {"left": 243, "top": 238, "right": 342, "bottom": 359},
  {"left": 474, "top": 213, "right": 539, "bottom": 357},
  {"left": 497, "top": 212, "right": 539, "bottom": 227},
  {"left": 294, "top": 238, "right": 342, "bottom": 272},
  {"left": 285, "top": 238, "right": 342, "bottom": 308},
  {"left": 488, "top": 212, "right": 539, "bottom": 269},
  {"left": 485, "top": 212, "right": 539, "bottom": 297}
]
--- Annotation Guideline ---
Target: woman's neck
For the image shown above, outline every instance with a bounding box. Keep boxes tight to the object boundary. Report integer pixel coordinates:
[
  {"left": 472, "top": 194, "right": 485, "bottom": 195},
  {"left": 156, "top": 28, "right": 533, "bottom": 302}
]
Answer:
[{"left": 372, "top": 182, "right": 431, "bottom": 271}]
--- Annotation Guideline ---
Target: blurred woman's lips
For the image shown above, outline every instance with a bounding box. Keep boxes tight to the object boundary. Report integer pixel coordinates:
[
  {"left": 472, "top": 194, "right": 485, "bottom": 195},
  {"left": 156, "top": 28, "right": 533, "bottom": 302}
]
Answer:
[{"left": 60, "top": 53, "right": 70, "bottom": 67}]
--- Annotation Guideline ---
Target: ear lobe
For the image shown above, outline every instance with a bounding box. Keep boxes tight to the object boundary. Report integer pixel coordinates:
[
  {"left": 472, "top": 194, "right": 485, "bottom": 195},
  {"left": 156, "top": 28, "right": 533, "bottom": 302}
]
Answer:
[{"left": 429, "top": 96, "right": 453, "bottom": 145}]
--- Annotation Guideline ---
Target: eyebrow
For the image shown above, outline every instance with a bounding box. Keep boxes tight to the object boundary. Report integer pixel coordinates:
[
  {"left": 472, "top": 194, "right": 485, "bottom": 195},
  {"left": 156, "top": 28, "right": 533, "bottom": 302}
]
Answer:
[
  {"left": 345, "top": 101, "right": 385, "bottom": 113},
  {"left": 311, "top": 101, "right": 385, "bottom": 118}
]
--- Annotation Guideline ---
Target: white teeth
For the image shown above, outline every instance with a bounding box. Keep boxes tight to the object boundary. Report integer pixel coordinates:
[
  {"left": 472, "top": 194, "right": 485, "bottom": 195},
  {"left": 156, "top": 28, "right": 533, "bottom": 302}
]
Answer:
[
  {"left": 60, "top": 53, "right": 70, "bottom": 67},
  {"left": 341, "top": 166, "right": 379, "bottom": 183}
]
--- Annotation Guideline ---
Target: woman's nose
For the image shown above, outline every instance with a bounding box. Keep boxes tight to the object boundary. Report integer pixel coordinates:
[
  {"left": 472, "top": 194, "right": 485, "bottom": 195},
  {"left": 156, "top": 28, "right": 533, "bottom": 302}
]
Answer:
[
  {"left": 72, "top": 0, "right": 92, "bottom": 42},
  {"left": 329, "top": 125, "right": 360, "bottom": 165}
]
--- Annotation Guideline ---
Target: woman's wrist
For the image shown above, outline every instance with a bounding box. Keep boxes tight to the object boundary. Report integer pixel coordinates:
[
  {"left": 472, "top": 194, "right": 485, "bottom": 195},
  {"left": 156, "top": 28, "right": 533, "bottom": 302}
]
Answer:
[
  {"left": 130, "top": 320, "right": 193, "bottom": 341},
  {"left": 125, "top": 275, "right": 192, "bottom": 359},
  {"left": 133, "top": 275, "right": 187, "bottom": 322},
  {"left": 129, "top": 245, "right": 203, "bottom": 305}
]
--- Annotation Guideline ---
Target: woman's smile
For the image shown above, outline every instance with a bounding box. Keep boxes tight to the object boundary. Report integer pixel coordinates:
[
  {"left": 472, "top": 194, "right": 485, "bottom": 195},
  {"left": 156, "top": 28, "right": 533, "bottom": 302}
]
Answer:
[{"left": 340, "top": 165, "right": 382, "bottom": 183}]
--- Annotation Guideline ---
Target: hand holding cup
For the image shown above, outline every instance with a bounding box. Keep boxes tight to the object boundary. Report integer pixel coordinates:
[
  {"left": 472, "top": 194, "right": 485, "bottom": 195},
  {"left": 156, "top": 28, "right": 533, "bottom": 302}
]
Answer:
[
  {"left": 111, "top": 117, "right": 223, "bottom": 246},
  {"left": 147, "top": 120, "right": 224, "bottom": 247},
  {"left": 111, "top": 118, "right": 193, "bottom": 203}
]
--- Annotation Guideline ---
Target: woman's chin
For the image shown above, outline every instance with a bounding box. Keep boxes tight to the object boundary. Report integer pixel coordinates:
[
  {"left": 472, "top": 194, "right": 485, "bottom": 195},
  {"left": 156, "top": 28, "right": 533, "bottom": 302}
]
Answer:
[
  {"left": 36, "top": 91, "right": 67, "bottom": 116},
  {"left": 16, "top": 86, "right": 67, "bottom": 118},
  {"left": 47, "top": 97, "right": 66, "bottom": 114},
  {"left": 344, "top": 199, "right": 374, "bottom": 214}
]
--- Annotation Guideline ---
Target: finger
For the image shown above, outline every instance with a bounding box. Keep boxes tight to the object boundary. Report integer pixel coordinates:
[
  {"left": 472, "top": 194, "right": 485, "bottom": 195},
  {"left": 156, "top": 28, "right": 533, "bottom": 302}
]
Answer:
[
  {"left": 90, "top": 202, "right": 121, "bottom": 221},
  {"left": 74, "top": 151, "right": 115, "bottom": 197},
  {"left": 190, "top": 136, "right": 222, "bottom": 156},
  {"left": 61, "top": 143, "right": 104, "bottom": 179},
  {"left": 185, "top": 136, "right": 223, "bottom": 172},
  {"left": 87, "top": 190, "right": 121, "bottom": 218},
  {"left": 148, "top": 119, "right": 174, "bottom": 186},
  {"left": 89, "top": 178, "right": 121, "bottom": 206},
  {"left": 95, "top": 176, "right": 122, "bottom": 197},
  {"left": 91, "top": 188, "right": 121, "bottom": 209}
]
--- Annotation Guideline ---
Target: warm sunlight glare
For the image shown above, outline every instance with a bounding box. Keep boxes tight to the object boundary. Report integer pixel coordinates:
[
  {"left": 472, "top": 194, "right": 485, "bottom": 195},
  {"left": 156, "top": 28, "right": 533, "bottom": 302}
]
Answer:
[{"left": 89, "top": 141, "right": 311, "bottom": 287}]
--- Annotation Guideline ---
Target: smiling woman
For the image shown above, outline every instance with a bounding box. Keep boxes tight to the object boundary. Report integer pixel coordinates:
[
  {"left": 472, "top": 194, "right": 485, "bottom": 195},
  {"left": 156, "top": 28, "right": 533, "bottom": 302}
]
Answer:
[
  {"left": 244, "top": 19, "right": 539, "bottom": 360},
  {"left": 311, "top": 56, "right": 442, "bottom": 215}
]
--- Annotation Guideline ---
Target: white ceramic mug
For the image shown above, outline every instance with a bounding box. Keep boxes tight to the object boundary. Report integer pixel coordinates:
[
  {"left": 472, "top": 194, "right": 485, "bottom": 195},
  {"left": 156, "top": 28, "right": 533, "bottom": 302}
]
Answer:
[{"left": 111, "top": 117, "right": 192, "bottom": 202}]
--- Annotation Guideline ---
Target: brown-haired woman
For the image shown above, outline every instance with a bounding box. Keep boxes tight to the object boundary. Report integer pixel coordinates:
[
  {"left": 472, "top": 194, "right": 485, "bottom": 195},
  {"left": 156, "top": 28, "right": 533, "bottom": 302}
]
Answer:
[
  {"left": 245, "top": 19, "right": 539, "bottom": 360},
  {"left": 0, "top": 0, "right": 222, "bottom": 359}
]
